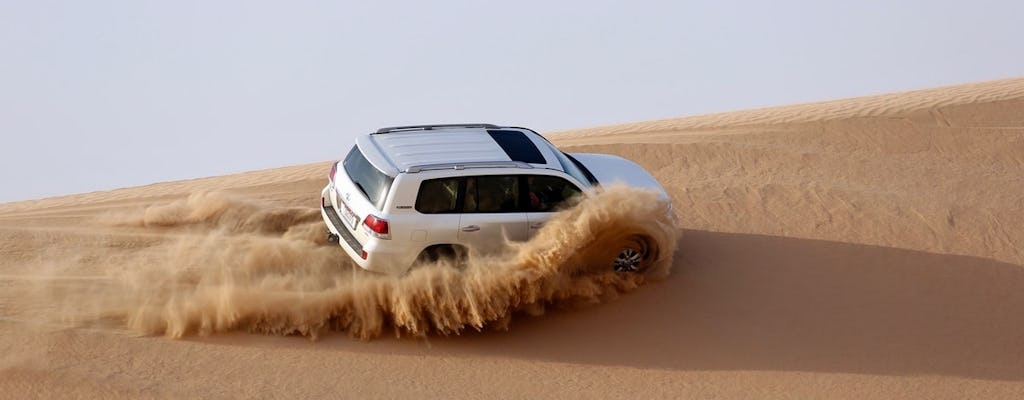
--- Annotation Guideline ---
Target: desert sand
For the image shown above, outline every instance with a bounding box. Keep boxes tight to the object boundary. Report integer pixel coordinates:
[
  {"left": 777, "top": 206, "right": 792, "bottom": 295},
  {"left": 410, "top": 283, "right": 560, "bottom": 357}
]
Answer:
[{"left": 2, "top": 78, "right": 1023, "bottom": 399}]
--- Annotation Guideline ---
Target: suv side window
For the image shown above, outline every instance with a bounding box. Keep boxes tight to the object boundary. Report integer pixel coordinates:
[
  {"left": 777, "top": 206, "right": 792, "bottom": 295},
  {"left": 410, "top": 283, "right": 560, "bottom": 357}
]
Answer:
[
  {"left": 464, "top": 176, "right": 520, "bottom": 213},
  {"left": 527, "top": 175, "right": 582, "bottom": 212},
  {"left": 415, "top": 177, "right": 462, "bottom": 214},
  {"left": 417, "top": 175, "right": 577, "bottom": 215}
]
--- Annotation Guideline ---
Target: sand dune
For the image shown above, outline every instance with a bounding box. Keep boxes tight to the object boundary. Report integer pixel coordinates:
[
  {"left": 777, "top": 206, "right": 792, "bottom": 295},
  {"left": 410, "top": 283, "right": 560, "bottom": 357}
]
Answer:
[{"left": 2, "top": 77, "right": 1023, "bottom": 398}]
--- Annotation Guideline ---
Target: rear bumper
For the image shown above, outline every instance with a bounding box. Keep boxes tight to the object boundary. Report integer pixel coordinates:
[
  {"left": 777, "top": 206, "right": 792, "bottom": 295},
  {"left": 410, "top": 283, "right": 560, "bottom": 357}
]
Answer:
[
  {"left": 320, "top": 185, "right": 413, "bottom": 275},
  {"left": 322, "top": 199, "right": 364, "bottom": 256},
  {"left": 321, "top": 185, "right": 367, "bottom": 267}
]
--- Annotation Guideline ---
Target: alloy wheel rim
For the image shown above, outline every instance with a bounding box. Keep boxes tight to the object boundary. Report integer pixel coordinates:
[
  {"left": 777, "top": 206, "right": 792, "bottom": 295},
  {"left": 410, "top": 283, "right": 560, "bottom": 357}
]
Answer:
[{"left": 614, "top": 248, "right": 643, "bottom": 272}]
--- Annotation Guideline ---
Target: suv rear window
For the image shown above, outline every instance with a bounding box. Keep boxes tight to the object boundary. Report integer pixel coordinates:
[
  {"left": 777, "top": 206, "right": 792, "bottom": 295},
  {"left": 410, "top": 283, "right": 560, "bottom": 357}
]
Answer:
[{"left": 343, "top": 146, "right": 394, "bottom": 209}]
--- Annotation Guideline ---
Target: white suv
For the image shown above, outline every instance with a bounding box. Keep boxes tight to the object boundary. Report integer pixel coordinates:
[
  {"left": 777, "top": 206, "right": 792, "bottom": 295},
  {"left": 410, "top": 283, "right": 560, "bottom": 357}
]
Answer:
[{"left": 321, "top": 124, "right": 670, "bottom": 275}]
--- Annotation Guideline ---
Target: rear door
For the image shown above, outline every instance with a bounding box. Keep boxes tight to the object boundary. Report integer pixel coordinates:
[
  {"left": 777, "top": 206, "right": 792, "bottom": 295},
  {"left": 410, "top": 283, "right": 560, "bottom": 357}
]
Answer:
[
  {"left": 412, "top": 176, "right": 463, "bottom": 249},
  {"left": 457, "top": 175, "right": 528, "bottom": 253}
]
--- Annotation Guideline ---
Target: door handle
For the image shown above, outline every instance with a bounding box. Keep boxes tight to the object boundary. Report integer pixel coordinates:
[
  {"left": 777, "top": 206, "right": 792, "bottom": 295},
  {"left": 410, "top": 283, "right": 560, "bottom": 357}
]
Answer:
[
  {"left": 461, "top": 225, "right": 481, "bottom": 232},
  {"left": 529, "top": 222, "right": 544, "bottom": 229}
]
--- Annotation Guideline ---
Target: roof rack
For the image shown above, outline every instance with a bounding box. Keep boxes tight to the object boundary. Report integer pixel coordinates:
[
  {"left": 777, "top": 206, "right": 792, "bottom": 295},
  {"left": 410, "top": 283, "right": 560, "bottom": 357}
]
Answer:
[
  {"left": 374, "top": 123, "right": 500, "bottom": 134},
  {"left": 404, "top": 161, "right": 534, "bottom": 173}
]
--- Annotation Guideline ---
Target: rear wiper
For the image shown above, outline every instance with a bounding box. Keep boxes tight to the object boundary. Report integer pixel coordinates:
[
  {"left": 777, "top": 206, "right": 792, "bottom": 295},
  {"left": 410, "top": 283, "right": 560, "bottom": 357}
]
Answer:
[{"left": 352, "top": 181, "right": 369, "bottom": 198}]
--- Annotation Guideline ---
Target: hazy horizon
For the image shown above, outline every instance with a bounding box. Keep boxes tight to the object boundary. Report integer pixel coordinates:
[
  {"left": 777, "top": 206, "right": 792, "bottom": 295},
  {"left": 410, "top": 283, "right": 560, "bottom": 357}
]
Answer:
[{"left": 2, "top": 0, "right": 1022, "bottom": 203}]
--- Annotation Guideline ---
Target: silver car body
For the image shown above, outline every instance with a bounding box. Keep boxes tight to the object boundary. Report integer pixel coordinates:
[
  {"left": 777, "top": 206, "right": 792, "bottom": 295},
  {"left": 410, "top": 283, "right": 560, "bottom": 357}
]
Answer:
[{"left": 320, "top": 124, "right": 668, "bottom": 275}]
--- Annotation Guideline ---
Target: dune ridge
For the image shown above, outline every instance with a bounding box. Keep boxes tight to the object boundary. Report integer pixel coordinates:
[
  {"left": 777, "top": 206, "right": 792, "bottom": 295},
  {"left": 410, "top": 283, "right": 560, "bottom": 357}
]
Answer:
[{"left": 557, "top": 77, "right": 1024, "bottom": 140}]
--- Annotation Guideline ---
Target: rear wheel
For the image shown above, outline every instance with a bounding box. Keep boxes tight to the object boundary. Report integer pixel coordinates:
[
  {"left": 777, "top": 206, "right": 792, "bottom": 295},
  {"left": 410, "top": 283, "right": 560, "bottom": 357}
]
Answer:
[{"left": 416, "top": 245, "right": 467, "bottom": 267}]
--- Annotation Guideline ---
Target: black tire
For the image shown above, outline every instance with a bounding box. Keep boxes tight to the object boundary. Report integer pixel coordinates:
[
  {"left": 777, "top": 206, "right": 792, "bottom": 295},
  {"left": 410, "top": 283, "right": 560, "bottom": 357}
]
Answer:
[
  {"left": 416, "top": 245, "right": 467, "bottom": 266},
  {"left": 613, "top": 234, "right": 656, "bottom": 273}
]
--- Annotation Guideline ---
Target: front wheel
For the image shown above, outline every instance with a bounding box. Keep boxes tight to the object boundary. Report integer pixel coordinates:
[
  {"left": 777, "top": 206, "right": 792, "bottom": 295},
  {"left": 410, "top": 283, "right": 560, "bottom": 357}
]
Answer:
[{"left": 612, "top": 234, "right": 655, "bottom": 273}]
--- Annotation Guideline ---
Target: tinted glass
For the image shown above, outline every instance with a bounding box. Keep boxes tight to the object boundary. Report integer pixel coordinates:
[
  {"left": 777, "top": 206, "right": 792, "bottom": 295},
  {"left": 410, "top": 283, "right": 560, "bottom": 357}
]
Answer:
[
  {"left": 527, "top": 175, "right": 582, "bottom": 212},
  {"left": 486, "top": 130, "right": 546, "bottom": 164},
  {"left": 553, "top": 151, "right": 596, "bottom": 186},
  {"left": 465, "top": 175, "right": 520, "bottom": 213},
  {"left": 342, "top": 146, "right": 394, "bottom": 209},
  {"left": 415, "top": 178, "right": 461, "bottom": 214}
]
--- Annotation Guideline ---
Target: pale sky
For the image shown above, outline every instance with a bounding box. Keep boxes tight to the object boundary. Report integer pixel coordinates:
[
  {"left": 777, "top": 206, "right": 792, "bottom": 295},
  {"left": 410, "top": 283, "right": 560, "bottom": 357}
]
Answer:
[{"left": 2, "top": 0, "right": 1021, "bottom": 202}]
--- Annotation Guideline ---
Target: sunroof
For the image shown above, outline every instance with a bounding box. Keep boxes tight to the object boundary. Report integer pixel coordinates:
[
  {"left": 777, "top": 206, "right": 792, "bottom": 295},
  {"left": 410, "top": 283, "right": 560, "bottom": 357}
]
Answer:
[{"left": 486, "top": 130, "right": 545, "bottom": 164}]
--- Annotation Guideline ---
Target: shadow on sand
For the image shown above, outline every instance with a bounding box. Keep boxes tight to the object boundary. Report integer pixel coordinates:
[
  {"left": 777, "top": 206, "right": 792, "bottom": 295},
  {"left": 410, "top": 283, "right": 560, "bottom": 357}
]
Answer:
[{"left": 422, "top": 229, "right": 1024, "bottom": 380}]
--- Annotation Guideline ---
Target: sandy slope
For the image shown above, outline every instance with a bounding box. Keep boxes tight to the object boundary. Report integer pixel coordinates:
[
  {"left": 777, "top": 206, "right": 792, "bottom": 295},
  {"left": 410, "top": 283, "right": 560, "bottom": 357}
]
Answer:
[{"left": 2, "top": 78, "right": 1023, "bottom": 399}]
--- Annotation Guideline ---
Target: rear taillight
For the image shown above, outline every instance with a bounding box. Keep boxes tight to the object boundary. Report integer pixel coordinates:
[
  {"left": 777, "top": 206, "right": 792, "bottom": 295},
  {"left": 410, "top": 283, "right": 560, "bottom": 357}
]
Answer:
[
  {"left": 362, "top": 215, "right": 390, "bottom": 239},
  {"left": 329, "top": 162, "right": 338, "bottom": 182}
]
